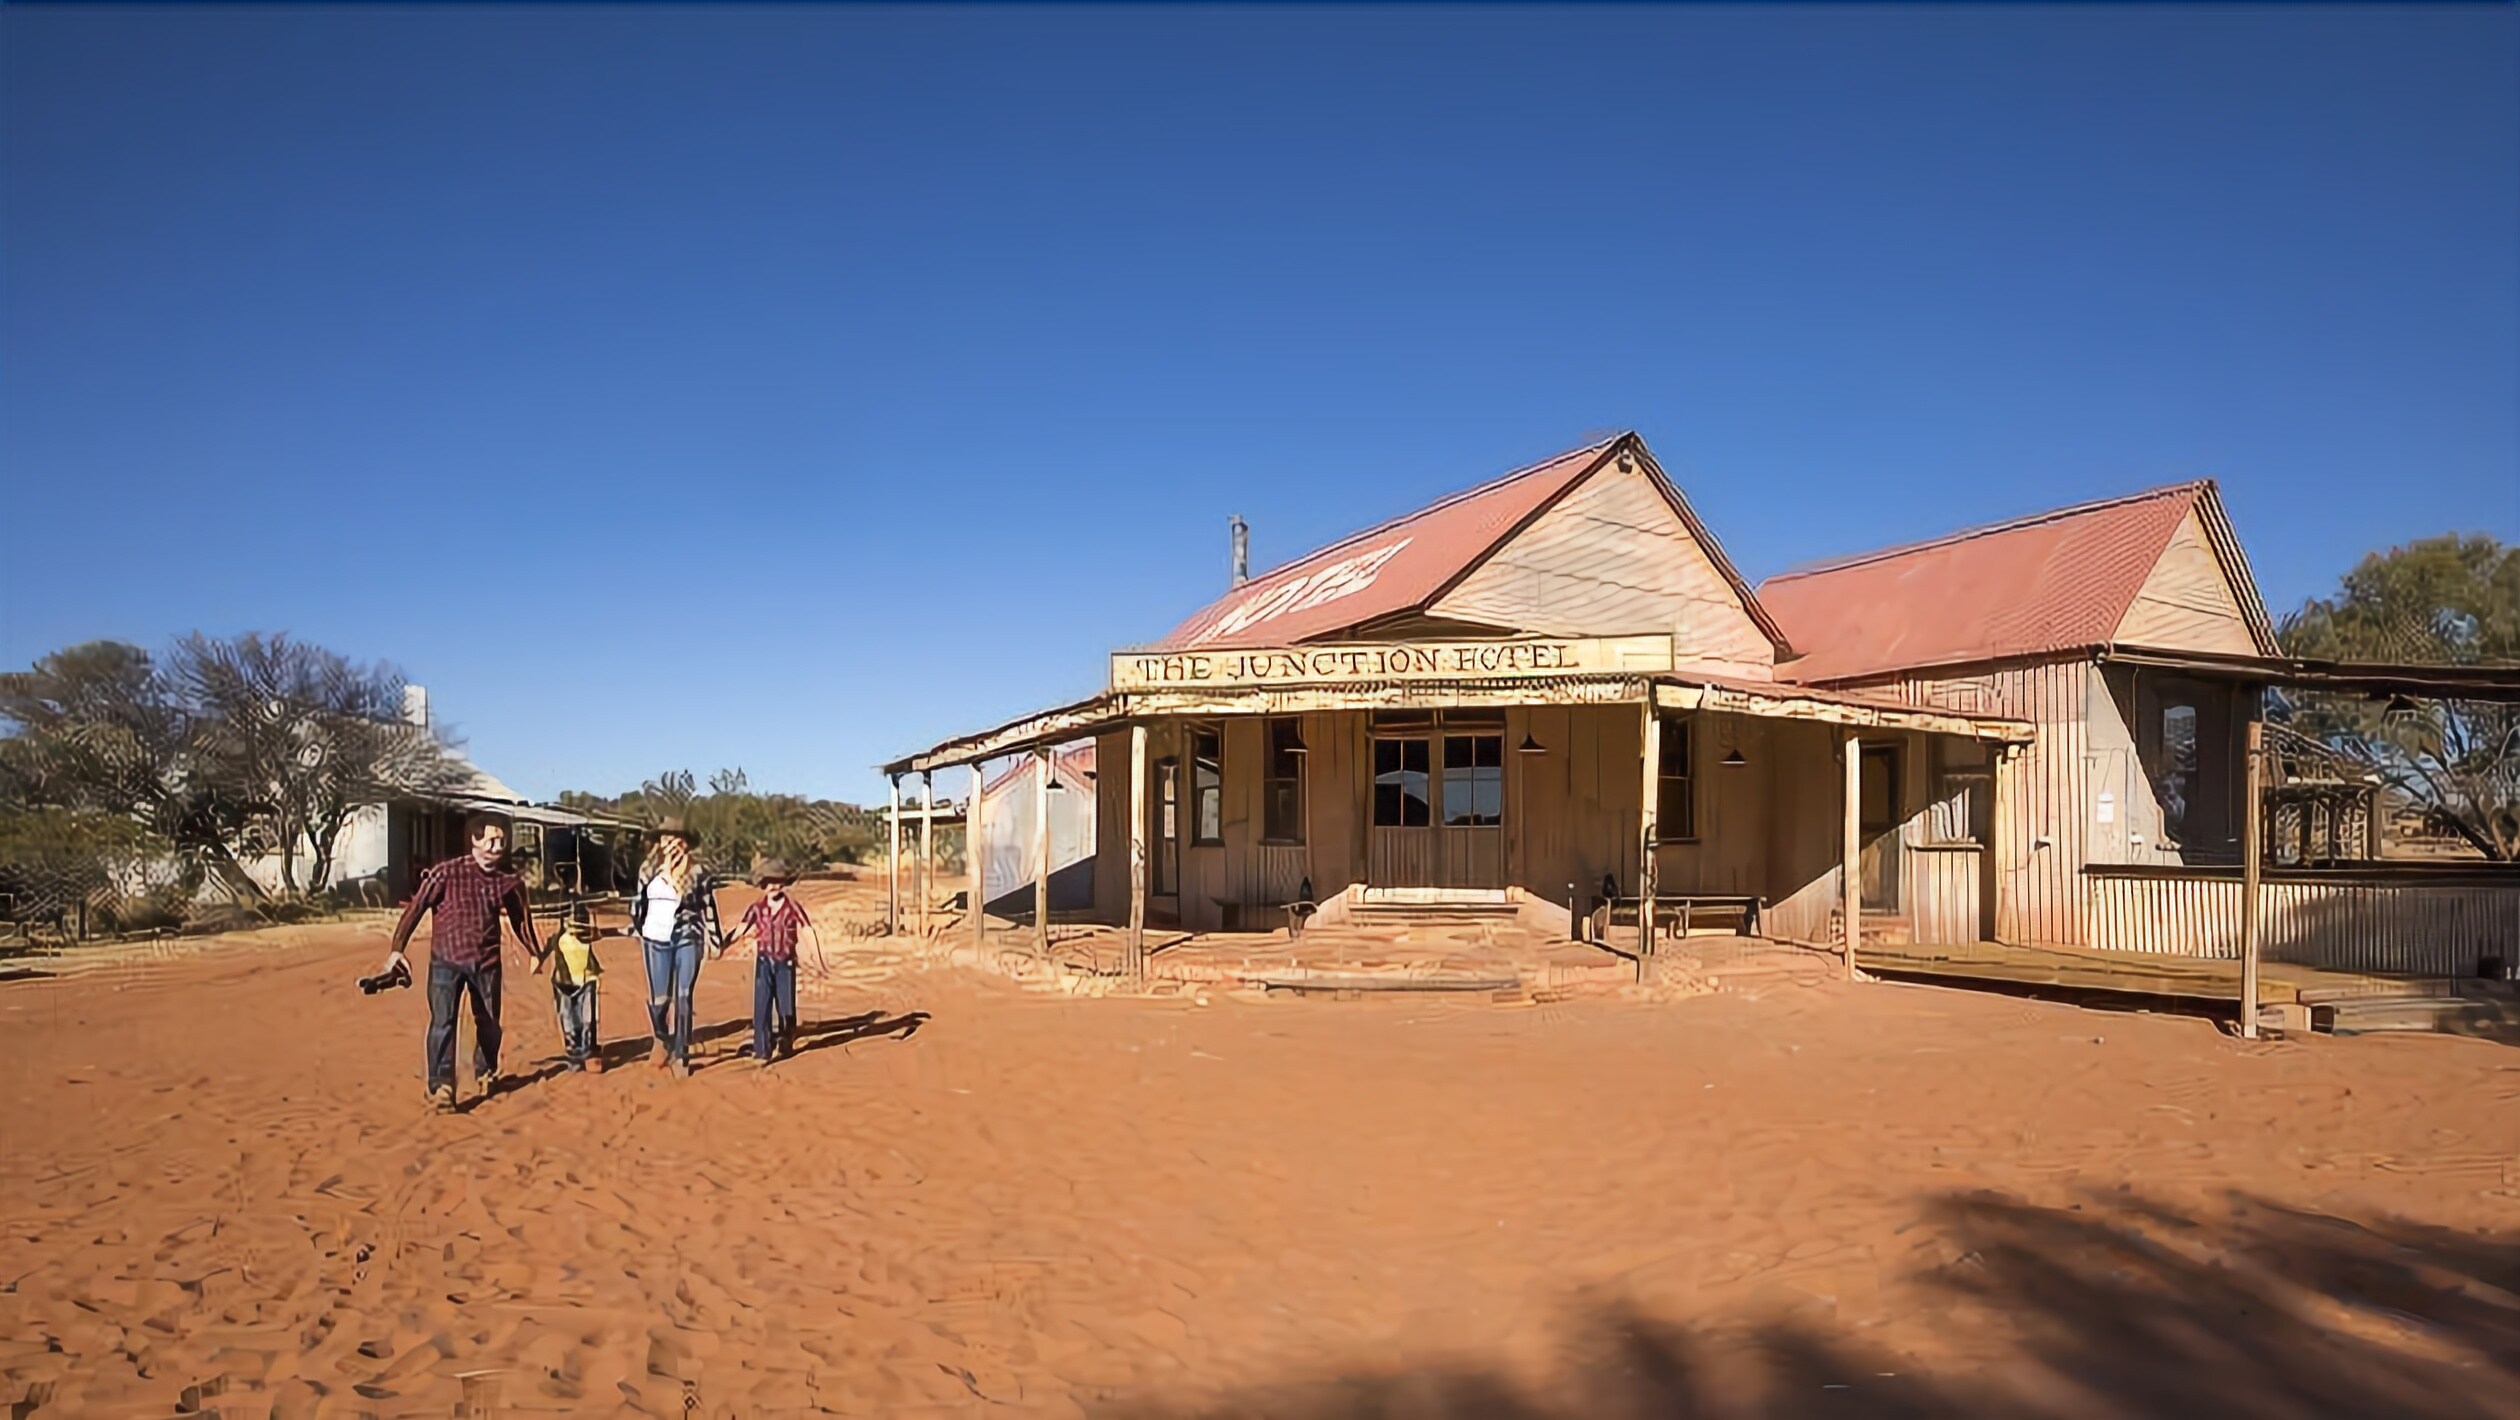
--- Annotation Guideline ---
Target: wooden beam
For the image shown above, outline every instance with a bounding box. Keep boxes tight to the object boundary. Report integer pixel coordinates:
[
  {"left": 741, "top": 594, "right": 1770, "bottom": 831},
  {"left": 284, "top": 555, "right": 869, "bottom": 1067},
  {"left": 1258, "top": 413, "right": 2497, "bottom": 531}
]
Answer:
[
  {"left": 1842, "top": 730, "right": 1861, "bottom": 980},
  {"left": 2241, "top": 716, "right": 2264, "bottom": 1038},
  {"left": 1034, "top": 745, "right": 1053, "bottom": 959},
  {"left": 917, "top": 771, "right": 935, "bottom": 940},
  {"left": 1655, "top": 680, "right": 2033, "bottom": 744},
  {"left": 1638, "top": 702, "right": 1660, "bottom": 959},
  {"left": 969, "top": 761, "right": 987, "bottom": 953},
  {"left": 1128, "top": 722, "right": 1148, "bottom": 978},
  {"left": 885, "top": 774, "right": 901, "bottom": 937}
]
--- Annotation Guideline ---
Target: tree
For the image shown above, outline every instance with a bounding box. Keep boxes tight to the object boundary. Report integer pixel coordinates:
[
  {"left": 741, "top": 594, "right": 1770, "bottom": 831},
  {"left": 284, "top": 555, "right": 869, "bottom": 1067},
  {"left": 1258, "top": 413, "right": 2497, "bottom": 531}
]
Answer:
[
  {"left": 1, "top": 634, "right": 465, "bottom": 905},
  {"left": 0, "top": 641, "right": 264, "bottom": 900},
  {"left": 2279, "top": 533, "right": 2520, "bottom": 860},
  {"left": 565, "top": 768, "right": 885, "bottom": 874},
  {"left": 169, "top": 633, "right": 467, "bottom": 894}
]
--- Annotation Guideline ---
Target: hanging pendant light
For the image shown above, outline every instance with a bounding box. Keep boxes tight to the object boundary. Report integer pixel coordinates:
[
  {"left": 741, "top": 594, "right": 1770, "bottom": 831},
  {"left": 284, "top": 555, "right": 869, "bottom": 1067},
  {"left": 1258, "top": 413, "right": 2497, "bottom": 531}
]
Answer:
[
  {"left": 1722, "top": 747, "right": 1747, "bottom": 767},
  {"left": 1517, "top": 732, "right": 1546, "bottom": 754}
]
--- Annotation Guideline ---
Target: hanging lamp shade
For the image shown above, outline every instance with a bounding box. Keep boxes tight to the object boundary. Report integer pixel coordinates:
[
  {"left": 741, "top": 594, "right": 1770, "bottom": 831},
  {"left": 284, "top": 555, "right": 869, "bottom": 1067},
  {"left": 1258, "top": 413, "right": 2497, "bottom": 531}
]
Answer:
[
  {"left": 1722, "top": 747, "right": 1748, "bottom": 767},
  {"left": 1517, "top": 732, "right": 1546, "bottom": 754}
]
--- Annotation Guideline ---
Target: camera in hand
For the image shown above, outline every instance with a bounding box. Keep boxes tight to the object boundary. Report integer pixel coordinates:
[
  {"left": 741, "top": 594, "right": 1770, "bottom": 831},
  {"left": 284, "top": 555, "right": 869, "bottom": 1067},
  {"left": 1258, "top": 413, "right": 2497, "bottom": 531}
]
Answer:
[{"left": 358, "top": 959, "right": 413, "bottom": 995}]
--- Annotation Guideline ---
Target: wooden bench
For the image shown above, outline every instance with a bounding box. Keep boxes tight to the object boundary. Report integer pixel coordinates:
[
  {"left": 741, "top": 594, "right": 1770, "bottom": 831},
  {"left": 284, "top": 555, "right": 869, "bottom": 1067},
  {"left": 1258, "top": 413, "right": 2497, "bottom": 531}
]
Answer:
[{"left": 1590, "top": 894, "right": 1762, "bottom": 943}]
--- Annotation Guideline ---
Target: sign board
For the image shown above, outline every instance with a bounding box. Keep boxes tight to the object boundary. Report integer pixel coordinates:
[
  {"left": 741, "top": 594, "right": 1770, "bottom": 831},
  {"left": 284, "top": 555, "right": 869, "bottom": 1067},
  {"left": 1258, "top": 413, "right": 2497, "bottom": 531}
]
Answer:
[{"left": 1110, "top": 635, "right": 1675, "bottom": 693}]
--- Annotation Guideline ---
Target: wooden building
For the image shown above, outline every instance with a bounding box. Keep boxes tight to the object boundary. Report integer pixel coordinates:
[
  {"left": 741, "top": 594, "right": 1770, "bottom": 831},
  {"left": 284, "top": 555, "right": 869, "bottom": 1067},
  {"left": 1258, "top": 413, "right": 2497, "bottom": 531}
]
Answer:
[{"left": 885, "top": 432, "right": 2517, "bottom": 983}]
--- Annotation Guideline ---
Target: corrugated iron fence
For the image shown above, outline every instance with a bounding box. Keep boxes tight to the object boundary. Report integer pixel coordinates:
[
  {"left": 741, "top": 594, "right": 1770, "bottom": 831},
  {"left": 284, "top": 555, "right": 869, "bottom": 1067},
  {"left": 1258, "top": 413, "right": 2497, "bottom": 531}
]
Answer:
[{"left": 2087, "top": 865, "right": 2520, "bottom": 977}]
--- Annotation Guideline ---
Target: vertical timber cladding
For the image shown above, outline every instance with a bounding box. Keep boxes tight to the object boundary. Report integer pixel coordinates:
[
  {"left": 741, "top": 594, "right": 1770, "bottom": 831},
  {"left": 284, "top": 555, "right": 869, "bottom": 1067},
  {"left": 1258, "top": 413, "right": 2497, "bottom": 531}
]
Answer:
[{"left": 1883, "top": 661, "right": 2094, "bottom": 946}]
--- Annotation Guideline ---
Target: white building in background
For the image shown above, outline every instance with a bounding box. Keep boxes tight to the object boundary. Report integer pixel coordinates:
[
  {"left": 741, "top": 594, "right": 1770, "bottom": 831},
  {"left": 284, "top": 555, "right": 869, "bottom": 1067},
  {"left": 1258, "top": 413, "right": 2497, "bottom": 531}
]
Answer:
[{"left": 237, "top": 685, "right": 630, "bottom": 903}]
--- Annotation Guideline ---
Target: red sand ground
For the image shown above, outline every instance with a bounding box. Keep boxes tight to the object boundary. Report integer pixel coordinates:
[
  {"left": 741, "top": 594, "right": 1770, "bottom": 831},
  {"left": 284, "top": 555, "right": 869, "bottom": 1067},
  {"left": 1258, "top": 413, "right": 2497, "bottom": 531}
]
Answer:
[{"left": 2, "top": 911, "right": 2517, "bottom": 1418}]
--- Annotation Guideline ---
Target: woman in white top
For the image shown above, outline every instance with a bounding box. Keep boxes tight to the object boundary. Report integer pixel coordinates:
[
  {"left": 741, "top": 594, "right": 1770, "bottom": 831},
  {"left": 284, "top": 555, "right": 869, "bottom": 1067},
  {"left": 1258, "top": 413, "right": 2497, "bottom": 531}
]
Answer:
[{"left": 633, "top": 818, "right": 723, "bottom": 1077}]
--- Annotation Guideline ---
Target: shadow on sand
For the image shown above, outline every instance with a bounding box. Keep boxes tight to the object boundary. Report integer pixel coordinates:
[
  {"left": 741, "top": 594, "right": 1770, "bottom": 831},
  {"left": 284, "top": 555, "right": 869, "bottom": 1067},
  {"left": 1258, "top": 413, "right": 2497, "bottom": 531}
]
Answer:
[{"left": 1125, "top": 1189, "right": 2520, "bottom": 1420}]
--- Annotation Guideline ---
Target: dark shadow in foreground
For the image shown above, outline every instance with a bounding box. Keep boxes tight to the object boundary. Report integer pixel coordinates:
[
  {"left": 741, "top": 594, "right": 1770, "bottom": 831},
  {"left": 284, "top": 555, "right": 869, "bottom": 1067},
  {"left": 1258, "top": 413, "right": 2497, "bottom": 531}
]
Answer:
[{"left": 1117, "top": 1190, "right": 2520, "bottom": 1420}]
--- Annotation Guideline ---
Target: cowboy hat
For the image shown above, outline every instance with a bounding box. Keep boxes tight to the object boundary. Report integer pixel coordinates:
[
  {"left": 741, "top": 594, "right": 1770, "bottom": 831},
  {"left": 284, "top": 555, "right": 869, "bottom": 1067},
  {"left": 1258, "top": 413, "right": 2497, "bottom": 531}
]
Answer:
[
  {"left": 652, "top": 816, "right": 695, "bottom": 842},
  {"left": 752, "top": 858, "right": 795, "bottom": 886}
]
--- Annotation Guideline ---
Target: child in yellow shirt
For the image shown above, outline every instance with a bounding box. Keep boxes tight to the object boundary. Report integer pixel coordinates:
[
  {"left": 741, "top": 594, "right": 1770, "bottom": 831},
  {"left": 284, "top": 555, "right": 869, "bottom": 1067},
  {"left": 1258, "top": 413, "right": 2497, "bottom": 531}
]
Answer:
[{"left": 539, "top": 905, "right": 604, "bottom": 1073}]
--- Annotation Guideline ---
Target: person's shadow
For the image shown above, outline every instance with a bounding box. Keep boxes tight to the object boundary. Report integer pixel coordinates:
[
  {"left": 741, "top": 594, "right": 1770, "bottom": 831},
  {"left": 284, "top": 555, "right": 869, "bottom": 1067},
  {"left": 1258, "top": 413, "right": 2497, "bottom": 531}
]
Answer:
[
  {"left": 790, "top": 1009, "right": 930, "bottom": 1056},
  {"left": 685, "top": 1008, "right": 931, "bottom": 1064}
]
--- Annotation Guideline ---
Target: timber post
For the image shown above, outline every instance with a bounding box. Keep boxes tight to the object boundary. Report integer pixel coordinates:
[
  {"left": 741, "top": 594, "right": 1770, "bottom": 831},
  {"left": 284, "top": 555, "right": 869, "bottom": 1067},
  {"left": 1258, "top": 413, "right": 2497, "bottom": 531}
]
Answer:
[
  {"left": 1985, "top": 743, "right": 2014, "bottom": 943},
  {"left": 1128, "top": 723, "right": 1149, "bottom": 979},
  {"left": 1842, "top": 730, "right": 1861, "bottom": 981},
  {"left": 1637, "top": 699, "right": 1660, "bottom": 964},
  {"left": 885, "top": 774, "right": 902, "bottom": 938},
  {"left": 1034, "top": 745, "right": 1053, "bottom": 960},
  {"left": 2241, "top": 717, "right": 2265, "bottom": 1039},
  {"left": 969, "top": 761, "right": 987, "bottom": 953},
  {"left": 917, "top": 771, "right": 935, "bottom": 941}
]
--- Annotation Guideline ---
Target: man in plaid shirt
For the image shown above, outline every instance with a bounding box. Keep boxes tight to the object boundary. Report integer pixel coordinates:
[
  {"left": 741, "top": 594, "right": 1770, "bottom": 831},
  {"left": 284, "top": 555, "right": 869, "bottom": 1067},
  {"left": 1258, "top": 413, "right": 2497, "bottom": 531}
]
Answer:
[{"left": 382, "top": 812, "right": 545, "bottom": 1110}]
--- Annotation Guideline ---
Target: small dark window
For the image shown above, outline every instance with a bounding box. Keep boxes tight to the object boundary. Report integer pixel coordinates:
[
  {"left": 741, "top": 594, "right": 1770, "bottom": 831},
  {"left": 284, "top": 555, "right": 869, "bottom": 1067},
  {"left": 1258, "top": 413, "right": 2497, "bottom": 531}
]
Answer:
[
  {"left": 1191, "top": 728, "right": 1223, "bottom": 845},
  {"left": 1263, "top": 718, "right": 1305, "bottom": 843},
  {"left": 1154, "top": 758, "right": 1179, "bottom": 894},
  {"left": 1656, "top": 717, "right": 1696, "bottom": 841},
  {"left": 1929, "top": 738, "right": 1994, "bottom": 845},
  {"left": 1372, "top": 738, "right": 1431, "bottom": 827},
  {"left": 2157, "top": 703, "right": 2198, "bottom": 844},
  {"left": 1441, "top": 734, "right": 1503, "bottom": 826}
]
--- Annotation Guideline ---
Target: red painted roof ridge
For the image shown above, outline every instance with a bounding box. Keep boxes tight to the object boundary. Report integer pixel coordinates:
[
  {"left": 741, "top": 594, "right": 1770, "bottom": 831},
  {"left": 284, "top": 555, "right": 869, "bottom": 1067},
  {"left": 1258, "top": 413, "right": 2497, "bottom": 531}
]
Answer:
[{"left": 1763, "top": 479, "right": 2211, "bottom": 585}]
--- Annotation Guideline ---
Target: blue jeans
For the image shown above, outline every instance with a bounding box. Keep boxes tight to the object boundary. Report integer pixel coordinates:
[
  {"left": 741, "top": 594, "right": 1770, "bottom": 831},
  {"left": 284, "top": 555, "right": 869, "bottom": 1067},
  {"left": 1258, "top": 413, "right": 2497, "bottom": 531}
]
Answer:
[
  {"left": 642, "top": 935, "right": 704, "bottom": 1064},
  {"left": 754, "top": 957, "right": 797, "bottom": 1061},
  {"left": 552, "top": 978, "right": 599, "bottom": 1066},
  {"left": 426, "top": 957, "right": 501, "bottom": 1093}
]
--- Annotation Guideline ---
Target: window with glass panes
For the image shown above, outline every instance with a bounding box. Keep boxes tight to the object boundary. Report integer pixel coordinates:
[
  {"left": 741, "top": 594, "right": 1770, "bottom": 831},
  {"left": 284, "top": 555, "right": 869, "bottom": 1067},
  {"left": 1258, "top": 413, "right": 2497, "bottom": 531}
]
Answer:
[
  {"left": 1656, "top": 716, "right": 1696, "bottom": 840},
  {"left": 1262, "top": 718, "right": 1305, "bottom": 842},
  {"left": 1441, "top": 734, "right": 1502, "bottom": 826},
  {"left": 1191, "top": 728, "right": 1222, "bottom": 844},
  {"left": 1928, "top": 738, "right": 1993, "bottom": 845},
  {"left": 1372, "top": 739, "right": 1431, "bottom": 826}
]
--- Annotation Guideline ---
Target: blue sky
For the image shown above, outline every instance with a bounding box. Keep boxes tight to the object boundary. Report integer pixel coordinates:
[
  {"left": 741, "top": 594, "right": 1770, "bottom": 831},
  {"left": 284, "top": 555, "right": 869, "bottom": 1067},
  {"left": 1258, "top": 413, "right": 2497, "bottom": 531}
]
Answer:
[{"left": 5, "top": 7, "right": 2514, "bottom": 805}]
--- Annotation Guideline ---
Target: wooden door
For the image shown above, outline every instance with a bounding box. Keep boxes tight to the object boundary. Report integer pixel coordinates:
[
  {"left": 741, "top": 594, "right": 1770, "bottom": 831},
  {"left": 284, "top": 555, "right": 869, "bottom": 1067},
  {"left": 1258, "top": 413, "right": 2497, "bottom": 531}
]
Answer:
[
  {"left": 1439, "top": 732, "right": 1504, "bottom": 888},
  {"left": 1368, "top": 736, "right": 1434, "bottom": 886},
  {"left": 1859, "top": 741, "right": 1902, "bottom": 910}
]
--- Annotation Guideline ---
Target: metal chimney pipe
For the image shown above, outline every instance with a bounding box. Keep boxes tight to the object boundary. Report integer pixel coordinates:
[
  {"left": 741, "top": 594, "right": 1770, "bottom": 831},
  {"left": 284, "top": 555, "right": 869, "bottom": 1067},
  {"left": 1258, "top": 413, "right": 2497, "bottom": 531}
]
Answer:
[{"left": 1229, "top": 514, "right": 1249, "bottom": 588}]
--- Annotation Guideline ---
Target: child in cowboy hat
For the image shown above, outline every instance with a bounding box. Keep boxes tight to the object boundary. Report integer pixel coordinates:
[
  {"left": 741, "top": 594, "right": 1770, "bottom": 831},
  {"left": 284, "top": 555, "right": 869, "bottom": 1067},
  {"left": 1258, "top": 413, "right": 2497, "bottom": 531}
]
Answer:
[{"left": 723, "top": 859, "right": 827, "bottom": 1066}]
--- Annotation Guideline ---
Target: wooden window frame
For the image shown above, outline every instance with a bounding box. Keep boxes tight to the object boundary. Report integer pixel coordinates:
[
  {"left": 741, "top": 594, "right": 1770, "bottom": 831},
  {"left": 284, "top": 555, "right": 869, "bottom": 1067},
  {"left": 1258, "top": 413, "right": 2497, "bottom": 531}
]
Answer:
[
  {"left": 1925, "top": 737, "right": 1994, "bottom": 847},
  {"left": 1655, "top": 715, "right": 1698, "bottom": 843},
  {"left": 1261, "top": 717, "right": 1305, "bottom": 845},
  {"left": 1190, "top": 726, "right": 1224, "bottom": 846},
  {"left": 1154, "top": 756, "right": 1180, "bottom": 895}
]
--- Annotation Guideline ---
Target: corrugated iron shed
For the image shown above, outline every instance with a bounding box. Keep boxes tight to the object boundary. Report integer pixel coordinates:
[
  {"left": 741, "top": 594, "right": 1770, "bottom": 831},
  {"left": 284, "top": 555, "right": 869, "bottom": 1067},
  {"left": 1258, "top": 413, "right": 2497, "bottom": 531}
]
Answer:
[{"left": 1758, "top": 481, "right": 2272, "bottom": 685}]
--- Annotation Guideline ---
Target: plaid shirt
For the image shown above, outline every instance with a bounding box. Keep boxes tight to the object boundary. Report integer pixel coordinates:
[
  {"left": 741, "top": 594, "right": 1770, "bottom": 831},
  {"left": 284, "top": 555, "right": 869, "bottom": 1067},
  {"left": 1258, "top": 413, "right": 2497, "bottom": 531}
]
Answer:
[
  {"left": 391, "top": 854, "right": 539, "bottom": 968},
  {"left": 742, "top": 895, "right": 812, "bottom": 963}
]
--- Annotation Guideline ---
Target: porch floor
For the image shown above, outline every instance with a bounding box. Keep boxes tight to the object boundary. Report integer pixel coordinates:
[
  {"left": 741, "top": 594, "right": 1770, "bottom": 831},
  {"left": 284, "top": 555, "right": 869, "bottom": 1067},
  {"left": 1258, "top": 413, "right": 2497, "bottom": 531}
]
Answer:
[{"left": 1854, "top": 937, "right": 2468, "bottom": 1007}]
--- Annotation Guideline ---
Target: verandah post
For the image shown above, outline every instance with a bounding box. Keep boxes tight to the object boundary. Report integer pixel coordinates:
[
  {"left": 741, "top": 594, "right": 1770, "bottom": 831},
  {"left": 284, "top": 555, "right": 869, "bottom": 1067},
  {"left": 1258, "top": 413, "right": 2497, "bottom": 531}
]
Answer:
[
  {"left": 1638, "top": 698, "right": 1661, "bottom": 962},
  {"left": 886, "top": 774, "right": 902, "bottom": 937},
  {"left": 1842, "top": 729, "right": 1862, "bottom": 981},
  {"left": 1128, "top": 722, "right": 1149, "bottom": 979},
  {"left": 2241, "top": 717, "right": 2265, "bottom": 1039},
  {"left": 969, "top": 761, "right": 988, "bottom": 953},
  {"left": 917, "top": 771, "right": 935, "bottom": 940},
  {"left": 1034, "top": 745, "right": 1054, "bottom": 959}
]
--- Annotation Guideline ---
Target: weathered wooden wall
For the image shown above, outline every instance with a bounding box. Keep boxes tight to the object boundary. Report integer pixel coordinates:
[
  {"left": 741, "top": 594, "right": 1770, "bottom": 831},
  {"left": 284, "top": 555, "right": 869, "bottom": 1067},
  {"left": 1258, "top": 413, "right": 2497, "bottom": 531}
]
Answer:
[
  {"left": 2113, "top": 507, "right": 2263, "bottom": 656},
  {"left": 1871, "top": 660, "right": 2095, "bottom": 945},
  {"left": 1432, "top": 463, "right": 1778, "bottom": 679},
  {"left": 2087, "top": 866, "right": 2520, "bottom": 977}
]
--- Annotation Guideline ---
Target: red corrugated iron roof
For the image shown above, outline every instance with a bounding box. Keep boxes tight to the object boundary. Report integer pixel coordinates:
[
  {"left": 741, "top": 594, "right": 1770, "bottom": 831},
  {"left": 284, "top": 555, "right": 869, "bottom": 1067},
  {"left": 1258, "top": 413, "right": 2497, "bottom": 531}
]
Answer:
[
  {"left": 1759, "top": 482, "right": 2227, "bottom": 685},
  {"left": 1153, "top": 438, "right": 1621, "bottom": 650}
]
